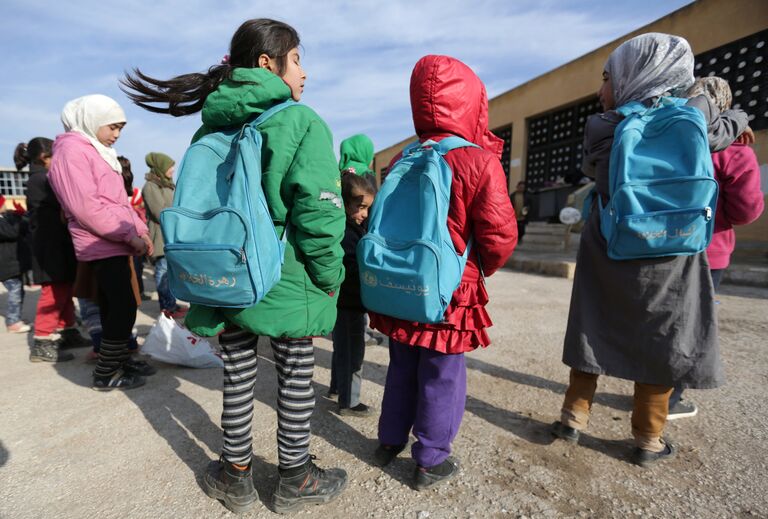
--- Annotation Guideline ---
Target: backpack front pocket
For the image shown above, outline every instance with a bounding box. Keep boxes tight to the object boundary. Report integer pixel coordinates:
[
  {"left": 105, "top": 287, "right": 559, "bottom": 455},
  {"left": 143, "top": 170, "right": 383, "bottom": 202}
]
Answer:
[
  {"left": 164, "top": 244, "right": 255, "bottom": 307},
  {"left": 611, "top": 206, "right": 713, "bottom": 259}
]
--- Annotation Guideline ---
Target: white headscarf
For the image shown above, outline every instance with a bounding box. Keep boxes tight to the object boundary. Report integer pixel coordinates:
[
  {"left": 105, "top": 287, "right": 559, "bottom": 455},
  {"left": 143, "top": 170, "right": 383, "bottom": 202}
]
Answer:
[
  {"left": 61, "top": 94, "right": 126, "bottom": 172},
  {"left": 606, "top": 33, "right": 695, "bottom": 107}
]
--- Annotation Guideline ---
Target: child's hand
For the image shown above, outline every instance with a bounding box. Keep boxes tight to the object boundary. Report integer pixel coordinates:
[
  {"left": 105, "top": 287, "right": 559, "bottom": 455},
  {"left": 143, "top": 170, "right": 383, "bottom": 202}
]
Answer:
[
  {"left": 141, "top": 234, "right": 154, "bottom": 257},
  {"left": 736, "top": 127, "right": 755, "bottom": 145},
  {"left": 129, "top": 236, "right": 148, "bottom": 255}
]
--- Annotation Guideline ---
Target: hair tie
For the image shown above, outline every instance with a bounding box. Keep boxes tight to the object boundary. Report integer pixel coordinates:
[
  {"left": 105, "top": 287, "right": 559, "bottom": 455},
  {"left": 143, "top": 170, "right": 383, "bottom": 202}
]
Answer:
[{"left": 221, "top": 54, "right": 230, "bottom": 65}]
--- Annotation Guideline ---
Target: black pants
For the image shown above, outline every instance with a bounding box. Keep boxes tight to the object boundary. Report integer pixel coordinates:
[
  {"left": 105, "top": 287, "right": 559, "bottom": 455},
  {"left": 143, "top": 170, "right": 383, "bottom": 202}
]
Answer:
[
  {"left": 331, "top": 309, "right": 366, "bottom": 408},
  {"left": 92, "top": 256, "right": 137, "bottom": 342}
]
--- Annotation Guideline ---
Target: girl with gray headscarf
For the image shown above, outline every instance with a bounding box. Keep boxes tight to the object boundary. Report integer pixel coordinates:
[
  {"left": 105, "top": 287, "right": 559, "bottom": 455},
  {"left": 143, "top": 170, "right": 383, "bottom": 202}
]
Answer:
[{"left": 550, "top": 33, "right": 750, "bottom": 467}]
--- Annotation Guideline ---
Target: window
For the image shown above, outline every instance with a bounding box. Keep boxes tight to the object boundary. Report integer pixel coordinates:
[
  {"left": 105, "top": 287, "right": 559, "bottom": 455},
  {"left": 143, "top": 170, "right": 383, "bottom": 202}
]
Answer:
[
  {"left": 491, "top": 125, "right": 512, "bottom": 179},
  {"left": 694, "top": 28, "right": 768, "bottom": 131},
  {"left": 525, "top": 97, "right": 602, "bottom": 189},
  {"left": 0, "top": 169, "right": 28, "bottom": 197}
]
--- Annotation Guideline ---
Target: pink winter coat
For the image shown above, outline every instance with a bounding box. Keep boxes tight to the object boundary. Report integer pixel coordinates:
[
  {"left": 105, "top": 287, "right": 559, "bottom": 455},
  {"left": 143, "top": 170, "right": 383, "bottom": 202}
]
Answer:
[
  {"left": 48, "top": 132, "right": 148, "bottom": 262},
  {"left": 706, "top": 143, "right": 765, "bottom": 270}
]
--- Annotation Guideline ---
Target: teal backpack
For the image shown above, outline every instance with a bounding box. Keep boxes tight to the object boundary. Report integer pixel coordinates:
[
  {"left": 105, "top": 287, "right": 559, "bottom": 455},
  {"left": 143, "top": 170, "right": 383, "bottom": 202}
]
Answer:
[
  {"left": 599, "top": 97, "right": 718, "bottom": 260},
  {"left": 159, "top": 100, "right": 295, "bottom": 307},
  {"left": 357, "top": 136, "right": 478, "bottom": 324}
]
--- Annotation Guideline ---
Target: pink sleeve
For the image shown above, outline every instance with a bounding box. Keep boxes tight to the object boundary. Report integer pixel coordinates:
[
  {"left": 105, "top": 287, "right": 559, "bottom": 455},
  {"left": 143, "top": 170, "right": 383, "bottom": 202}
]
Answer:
[
  {"left": 48, "top": 149, "right": 140, "bottom": 244},
  {"left": 715, "top": 146, "right": 765, "bottom": 227}
]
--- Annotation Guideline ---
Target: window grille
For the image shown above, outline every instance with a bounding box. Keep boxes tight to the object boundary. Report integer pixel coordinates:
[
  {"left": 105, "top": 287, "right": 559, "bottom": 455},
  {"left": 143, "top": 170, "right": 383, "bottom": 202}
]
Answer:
[
  {"left": 0, "top": 169, "right": 28, "bottom": 197},
  {"left": 491, "top": 125, "right": 512, "bottom": 179},
  {"left": 694, "top": 28, "right": 768, "bottom": 131}
]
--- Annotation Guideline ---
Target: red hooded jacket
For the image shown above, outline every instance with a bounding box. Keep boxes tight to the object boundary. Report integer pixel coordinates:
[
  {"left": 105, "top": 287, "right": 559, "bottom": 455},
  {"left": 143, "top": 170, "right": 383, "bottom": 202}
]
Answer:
[{"left": 370, "top": 55, "right": 518, "bottom": 353}]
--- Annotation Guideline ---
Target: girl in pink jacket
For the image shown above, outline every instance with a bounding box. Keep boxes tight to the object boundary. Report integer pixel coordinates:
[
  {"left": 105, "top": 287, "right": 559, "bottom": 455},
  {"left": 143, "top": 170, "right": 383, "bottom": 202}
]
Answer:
[
  {"left": 48, "top": 94, "right": 155, "bottom": 391},
  {"left": 667, "top": 77, "right": 765, "bottom": 419}
]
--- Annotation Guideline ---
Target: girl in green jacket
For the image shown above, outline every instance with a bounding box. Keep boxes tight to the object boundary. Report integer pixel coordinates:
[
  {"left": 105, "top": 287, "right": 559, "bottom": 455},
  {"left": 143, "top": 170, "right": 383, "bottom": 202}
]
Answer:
[{"left": 122, "top": 19, "right": 346, "bottom": 514}]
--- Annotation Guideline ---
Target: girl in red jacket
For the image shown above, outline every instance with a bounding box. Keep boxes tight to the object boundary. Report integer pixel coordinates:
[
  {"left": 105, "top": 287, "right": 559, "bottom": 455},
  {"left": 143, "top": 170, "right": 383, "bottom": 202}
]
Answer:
[{"left": 371, "top": 55, "right": 517, "bottom": 489}]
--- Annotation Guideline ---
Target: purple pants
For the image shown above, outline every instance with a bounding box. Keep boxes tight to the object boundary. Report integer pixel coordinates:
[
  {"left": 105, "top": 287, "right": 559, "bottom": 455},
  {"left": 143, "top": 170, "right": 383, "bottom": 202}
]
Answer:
[{"left": 378, "top": 339, "right": 467, "bottom": 468}]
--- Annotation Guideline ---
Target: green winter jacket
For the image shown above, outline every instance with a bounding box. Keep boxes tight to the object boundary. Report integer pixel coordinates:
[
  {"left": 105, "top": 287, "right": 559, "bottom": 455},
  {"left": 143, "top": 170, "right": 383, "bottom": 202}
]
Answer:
[{"left": 184, "top": 68, "right": 345, "bottom": 338}]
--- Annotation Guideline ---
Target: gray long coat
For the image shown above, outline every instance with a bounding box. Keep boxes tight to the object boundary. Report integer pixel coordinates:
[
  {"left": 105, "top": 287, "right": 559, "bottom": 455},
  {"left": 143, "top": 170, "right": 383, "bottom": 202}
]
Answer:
[{"left": 562, "top": 95, "right": 748, "bottom": 388}]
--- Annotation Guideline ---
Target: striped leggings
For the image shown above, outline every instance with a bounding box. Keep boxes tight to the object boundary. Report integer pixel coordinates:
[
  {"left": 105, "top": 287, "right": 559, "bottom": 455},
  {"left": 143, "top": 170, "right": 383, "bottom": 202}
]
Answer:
[{"left": 219, "top": 328, "right": 315, "bottom": 469}]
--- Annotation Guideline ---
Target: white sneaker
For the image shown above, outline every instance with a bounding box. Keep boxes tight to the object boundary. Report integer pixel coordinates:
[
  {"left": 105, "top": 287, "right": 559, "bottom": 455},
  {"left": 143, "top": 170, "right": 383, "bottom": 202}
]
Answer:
[{"left": 7, "top": 322, "right": 31, "bottom": 334}]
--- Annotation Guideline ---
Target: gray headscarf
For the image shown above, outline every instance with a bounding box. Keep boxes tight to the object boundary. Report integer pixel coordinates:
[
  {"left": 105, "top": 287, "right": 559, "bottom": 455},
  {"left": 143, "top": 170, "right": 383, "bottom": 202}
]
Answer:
[
  {"left": 685, "top": 76, "right": 732, "bottom": 112},
  {"left": 606, "top": 33, "right": 695, "bottom": 107}
]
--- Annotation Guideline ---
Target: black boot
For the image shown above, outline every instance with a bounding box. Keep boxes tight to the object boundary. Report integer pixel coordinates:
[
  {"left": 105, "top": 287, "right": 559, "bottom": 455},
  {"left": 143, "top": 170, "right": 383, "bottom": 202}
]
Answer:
[
  {"left": 203, "top": 459, "right": 258, "bottom": 514},
  {"left": 30, "top": 338, "right": 74, "bottom": 363},
  {"left": 272, "top": 457, "right": 347, "bottom": 514},
  {"left": 373, "top": 443, "right": 406, "bottom": 467},
  {"left": 91, "top": 370, "right": 145, "bottom": 391},
  {"left": 122, "top": 357, "right": 157, "bottom": 376},
  {"left": 414, "top": 456, "right": 460, "bottom": 490},
  {"left": 59, "top": 328, "right": 92, "bottom": 349}
]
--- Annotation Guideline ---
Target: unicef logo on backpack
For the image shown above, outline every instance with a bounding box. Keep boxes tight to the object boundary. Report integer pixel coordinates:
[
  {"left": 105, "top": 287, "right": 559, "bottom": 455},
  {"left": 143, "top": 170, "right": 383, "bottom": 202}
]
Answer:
[{"left": 362, "top": 271, "right": 378, "bottom": 287}]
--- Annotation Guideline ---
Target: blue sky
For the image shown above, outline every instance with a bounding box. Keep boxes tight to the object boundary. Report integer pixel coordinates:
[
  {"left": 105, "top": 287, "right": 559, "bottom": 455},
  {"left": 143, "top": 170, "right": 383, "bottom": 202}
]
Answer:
[{"left": 0, "top": 0, "right": 691, "bottom": 184}]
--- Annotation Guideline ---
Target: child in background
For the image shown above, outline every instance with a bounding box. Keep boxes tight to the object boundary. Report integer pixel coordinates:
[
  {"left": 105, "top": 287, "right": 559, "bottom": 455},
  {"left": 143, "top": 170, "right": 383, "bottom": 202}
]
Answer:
[
  {"left": 48, "top": 94, "right": 155, "bottom": 390},
  {"left": 16, "top": 137, "right": 90, "bottom": 360},
  {"left": 142, "top": 152, "right": 186, "bottom": 317},
  {"left": 0, "top": 195, "right": 31, "bottom": 334},
  {"left": 332, "top": 173, "right": 376, "bottom": 417},
  {"left": 371, "top": 55, "right": 518, "bottom": 490},
  {"left": 339, "top": 134, "right": 376, "bottom": 186},
  {"left": 665, "top": 76, "right": 765, "bottom": 419},
  {"left": 551, "top": 34, "right": 749, "bottom": 467},
  {"left": 122, "top": 18, "right": 347, "bottom": 514}
]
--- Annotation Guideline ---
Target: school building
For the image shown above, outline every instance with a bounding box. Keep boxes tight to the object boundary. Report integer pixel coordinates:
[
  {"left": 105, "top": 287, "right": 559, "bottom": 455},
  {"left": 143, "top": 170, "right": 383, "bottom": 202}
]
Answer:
[{"left": 373, "top": 0, "right": 768, "bottom": 254}]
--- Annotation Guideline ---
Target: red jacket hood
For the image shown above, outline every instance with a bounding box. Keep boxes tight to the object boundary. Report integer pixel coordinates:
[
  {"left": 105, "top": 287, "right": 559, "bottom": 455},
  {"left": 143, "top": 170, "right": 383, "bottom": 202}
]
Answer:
[{"left": 410, "top": 55, "right": 503, "bottom": 158}]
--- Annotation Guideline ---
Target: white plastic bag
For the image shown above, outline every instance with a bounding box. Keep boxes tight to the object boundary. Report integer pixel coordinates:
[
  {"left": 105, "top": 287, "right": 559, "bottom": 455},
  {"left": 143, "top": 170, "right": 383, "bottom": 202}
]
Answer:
[{"left": 141, "top": 313, "right": 223, "bottom": 369}]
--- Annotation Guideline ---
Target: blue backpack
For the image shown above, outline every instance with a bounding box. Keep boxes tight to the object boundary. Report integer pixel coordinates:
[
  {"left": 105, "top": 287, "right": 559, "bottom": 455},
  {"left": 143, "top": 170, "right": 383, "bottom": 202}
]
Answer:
[
  {"left": 599, "top": 97, "right": 718, "bottom": 260},
  {"left": 357, "top": 136, "right": 478, "bottom": 323},
  {"left": 159, "top": 100, "right": 296, "bottom": 307}
]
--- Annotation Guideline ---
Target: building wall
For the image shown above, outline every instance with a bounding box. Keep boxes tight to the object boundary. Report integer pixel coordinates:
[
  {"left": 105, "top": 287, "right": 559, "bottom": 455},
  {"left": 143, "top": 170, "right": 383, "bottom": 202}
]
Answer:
[{"left": 373, "top": 0, "right": 768, "bottom": 247}]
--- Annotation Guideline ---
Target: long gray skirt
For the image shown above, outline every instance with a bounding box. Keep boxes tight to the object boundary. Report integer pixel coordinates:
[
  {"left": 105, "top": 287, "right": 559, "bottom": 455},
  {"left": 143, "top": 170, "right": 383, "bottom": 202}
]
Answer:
[{"left": 562, "top": 209, "right": 724, "bottom": 389}]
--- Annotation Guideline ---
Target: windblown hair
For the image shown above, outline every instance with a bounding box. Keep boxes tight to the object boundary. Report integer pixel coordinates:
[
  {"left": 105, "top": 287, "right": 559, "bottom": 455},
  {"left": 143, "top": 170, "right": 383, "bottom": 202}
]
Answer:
[{"left": 120, "top": 19, "right": 300, "bottom": 116}]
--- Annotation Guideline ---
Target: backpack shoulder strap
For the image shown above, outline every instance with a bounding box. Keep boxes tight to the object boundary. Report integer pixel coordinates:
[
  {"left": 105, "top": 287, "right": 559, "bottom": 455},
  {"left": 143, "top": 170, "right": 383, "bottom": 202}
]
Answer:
[
  {"left": 432, "top": 136, "right": 480, "bottom": 154},
  {"left": 616, "top": 101, "right": 647, "bottom": 118},
  {"left": 247, "top": 99, "right": 298, "bottom": 129},
  {"left": 403, "top": 136, "right": 479, "bottom": 157}
]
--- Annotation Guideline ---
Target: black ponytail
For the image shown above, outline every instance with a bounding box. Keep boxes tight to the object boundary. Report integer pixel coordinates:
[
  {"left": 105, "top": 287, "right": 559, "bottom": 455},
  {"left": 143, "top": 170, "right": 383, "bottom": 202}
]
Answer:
[
  {"left": 118, "top": 156, "right": 134, "bottom": 196},
  {"left": 14, "top": 137, "right": 53, "bottom": 170},
  {"left": 121, "top": 18, "right": 300, "bottom": 117}
]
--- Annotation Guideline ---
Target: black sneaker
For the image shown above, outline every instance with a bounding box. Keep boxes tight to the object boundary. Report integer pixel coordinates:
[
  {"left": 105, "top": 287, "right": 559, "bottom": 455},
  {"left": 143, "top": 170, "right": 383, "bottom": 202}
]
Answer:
[
  {"left": 92, "top": 370, "right": 146, "bottom": 391},
  {"left": 373, "top": 444, "right": 406, "bottom": 467},
  {"left": 414, "top": 456, "right": 460, "bottom": 491},
  {"left": 58, "top": 328, "right": 92, "bottom": 350},
  {"left": 203, "top": 459, "right": 258, "bottom": 514},
  {"left": 123, "top": 358, "right": 157, "bottom": 376},
  {"left": 272, "top": 457, "right": 347, "bottom": 514},
  {"left": 30, "top": 339, "right": 74, "bottom": 363},
  {"left": 324, "top": 389, "right": 338, "bottom": 401},
  {"left": 551, "top": 421, "right": 580, "bottom": 443},
  {"left": 667, "top": 399, "right": 698, "bottom": 420},
  {"left": 338, "top": 403, "right": 374, "bottom": 417},
  {"left": 630, "top": 440, "right": 676, "bottom": 468}
]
